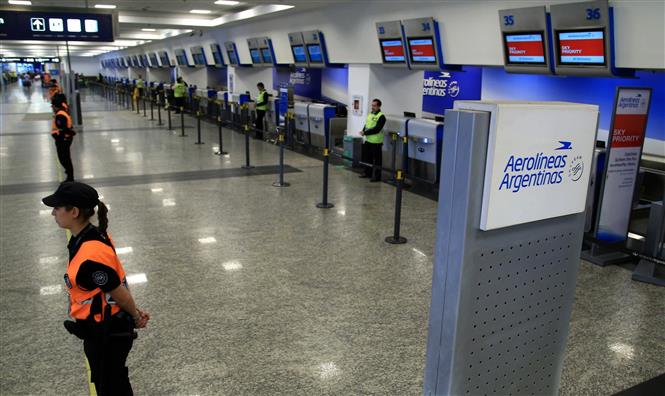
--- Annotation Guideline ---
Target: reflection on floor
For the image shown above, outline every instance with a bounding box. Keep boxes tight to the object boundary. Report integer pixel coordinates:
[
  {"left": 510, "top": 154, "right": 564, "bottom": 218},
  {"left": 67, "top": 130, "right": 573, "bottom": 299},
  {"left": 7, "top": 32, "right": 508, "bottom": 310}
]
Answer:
[{"left": 1, "top": 84, "right": 663, "bottom": 395}]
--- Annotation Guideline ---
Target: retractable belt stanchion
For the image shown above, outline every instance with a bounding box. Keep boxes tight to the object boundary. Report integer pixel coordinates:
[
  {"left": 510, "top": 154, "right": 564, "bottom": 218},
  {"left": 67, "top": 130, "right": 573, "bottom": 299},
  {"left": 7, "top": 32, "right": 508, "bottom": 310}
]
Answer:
[
  {"left": 214, "top": 113, "right": 228, "bottom": 155},
  {"left": 167, "top": 104, "right": 173, "bottom": 131},
  {"left": 385, "top": 135, "right": 408, "bottom": 244},
  {"left": 195, "top": 109, "right": 204, "bottom": 145},
  {"left": 157, "top": 94, "right": 163, "bottom": 126},
  {"left": 388, "top": 131, "right": 398, "bottom": 184},
  {"left": 241, "top": 104, "right": 254, "bottom": 169},
  {"left": 136, "top": 91, "right": 140, "bottom": 114},
  {"left": 272, "top": 127, "right": 289, "bottom": 187},
  {"left": 316, "top": 127, "right": 333, "bottom": 208},
  {"left": 180, "top": 107, "right": 187, "bottom": 137},
  {"left": 150, "top": 95, "right": 154, "bottom": 120},
  {"left": 143, "top": 96, "right": 147, "bottom": 117}
]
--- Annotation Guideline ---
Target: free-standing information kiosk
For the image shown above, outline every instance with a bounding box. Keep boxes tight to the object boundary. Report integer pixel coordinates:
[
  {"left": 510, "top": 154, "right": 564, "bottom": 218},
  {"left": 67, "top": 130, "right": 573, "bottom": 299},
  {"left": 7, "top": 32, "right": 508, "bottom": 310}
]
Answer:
[{"left": 424, "top": 101, "right": 598, "bottom": 395}]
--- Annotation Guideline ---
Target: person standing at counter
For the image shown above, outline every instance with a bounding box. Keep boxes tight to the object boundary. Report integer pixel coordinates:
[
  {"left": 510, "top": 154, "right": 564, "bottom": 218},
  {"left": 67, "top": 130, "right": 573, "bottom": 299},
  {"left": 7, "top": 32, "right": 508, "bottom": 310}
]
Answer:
[
  {"left": 254, "top": 82, "right": 269, "bottom": 140},
  {"left": 359, "top": 99, "right": 386, "bottom": 182},
  {"left": 173, "top": 77, "right": 187, "bottom": 114}
]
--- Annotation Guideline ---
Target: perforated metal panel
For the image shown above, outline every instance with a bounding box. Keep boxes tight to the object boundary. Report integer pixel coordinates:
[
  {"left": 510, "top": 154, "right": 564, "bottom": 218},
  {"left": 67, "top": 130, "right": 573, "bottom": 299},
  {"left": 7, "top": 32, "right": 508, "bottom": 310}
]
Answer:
[{"left": 424, "top": 110, "right": 584, "bottom": 396}]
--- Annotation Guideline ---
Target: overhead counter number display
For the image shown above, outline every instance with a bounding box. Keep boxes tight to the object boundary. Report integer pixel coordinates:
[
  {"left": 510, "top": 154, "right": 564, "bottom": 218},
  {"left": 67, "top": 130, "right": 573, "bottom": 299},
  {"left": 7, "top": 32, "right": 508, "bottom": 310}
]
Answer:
[
  {"left": 380, "top": 39, "right": 405, "bottom": 63},
  {"left": 0, "top": 10, "right": 114, "bottom": 41},
  {"left": 557, "top": 30, "right": 606, "bottom": 65},
  {"left": 503, "top": 33, "right": 545, "bottom": 64},
  {"left": 408, "top": 37, "right": 436, "bottom": 64}
]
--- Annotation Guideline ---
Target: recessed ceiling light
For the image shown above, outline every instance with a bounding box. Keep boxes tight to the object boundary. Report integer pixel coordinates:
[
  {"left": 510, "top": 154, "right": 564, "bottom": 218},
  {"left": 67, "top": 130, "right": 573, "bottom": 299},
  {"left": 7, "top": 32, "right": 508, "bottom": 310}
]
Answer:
[
  {"left": 141, "top": 28, "right": 156, "bottom": 32},
  {"left": 214, "top": 0, "right": 240, "bottom": 5},
  {"left": 190, "top": 9, "right": 211, "bottom": 14},
  {"left": 8, "top": 0, "right": 32, "bottom": 5},
  {"left": 94, "top": 4, "right": 116, "bottom": 9}
]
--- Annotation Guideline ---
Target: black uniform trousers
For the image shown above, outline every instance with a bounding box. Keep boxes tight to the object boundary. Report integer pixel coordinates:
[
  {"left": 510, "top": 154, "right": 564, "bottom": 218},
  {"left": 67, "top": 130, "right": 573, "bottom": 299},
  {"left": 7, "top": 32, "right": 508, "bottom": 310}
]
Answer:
[
  {"left": 55, "top": 139, "right": 74, "bottom": 182},
  {"left": 255, "top": 109, "right": 266, "bottom": 140},
  {"left": 174, "top": 97, "right": 185, "bottom": 113},
  {"left": 82, "top": 314, "right": 135, "bottom": 396},
  {"left": 363, "top": 142, "right": 383, "bottom": 180}
]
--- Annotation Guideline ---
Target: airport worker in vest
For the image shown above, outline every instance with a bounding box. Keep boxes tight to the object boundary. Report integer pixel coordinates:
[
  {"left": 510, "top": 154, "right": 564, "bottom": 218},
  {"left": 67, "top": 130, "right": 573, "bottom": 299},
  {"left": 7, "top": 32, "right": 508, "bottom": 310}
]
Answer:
[
  {"left": 42, "top": 181, "right": 150, "bottom": 395},
  {"left": 173, "top": 76, "right": 187, "bottom": 113},
  {"left": 135, "top": 74, "right": 145, "bottom": 102},
  {"left": 51, "top": 94, "right": 76, "bottom": 182},
  {"left": 359, "top": 98, "right": 387, "bottom": 182},
  {"left": 48, "top": 78, "right": 61, "bottom": 100},
  {"left": 254, "top": 82, "right": 269, "bottom": 140}
]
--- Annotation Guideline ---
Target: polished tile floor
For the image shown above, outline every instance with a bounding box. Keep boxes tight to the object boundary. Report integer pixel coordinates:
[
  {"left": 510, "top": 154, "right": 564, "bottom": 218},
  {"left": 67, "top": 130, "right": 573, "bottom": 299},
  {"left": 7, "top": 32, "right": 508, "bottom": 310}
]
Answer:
[{"left": 0, "top": 84, "right": 663, "bottom": 395}]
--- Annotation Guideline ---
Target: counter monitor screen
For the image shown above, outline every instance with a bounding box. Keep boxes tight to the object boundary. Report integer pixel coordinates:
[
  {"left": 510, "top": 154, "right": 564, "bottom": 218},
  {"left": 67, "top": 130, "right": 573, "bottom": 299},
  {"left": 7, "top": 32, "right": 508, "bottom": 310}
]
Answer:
[
  {"left": 149, "top": 54, "right": 158, "bottom": 66},
  {"left": 212, "top": 51, "right": 223, "bottom": 65},
  {"left": 557, "top": 29, "right": 606, "bottom": 66},
  {"left": 407, "top": 37, "right": 436, "bottom": 64},
  {"left": 261, "top": 48, "right": 273, "bottom": 64},
  {"left": 503, "top": 32, "right": 546, "bottom": 65},
  {"left": 291, "top": 45, "right": 306, "bottom": 63},
  {"left": 307, "top": 44, "right": 323, "bottom": 63},
  {"left": 250, "top": 49, "right": 262, "bottom": 64},
  {"left": 380, "top": 39, "right": 406, "bottom": 63},
  {"left": 227, "top": 50, "right": 238, "bottom": 65}
]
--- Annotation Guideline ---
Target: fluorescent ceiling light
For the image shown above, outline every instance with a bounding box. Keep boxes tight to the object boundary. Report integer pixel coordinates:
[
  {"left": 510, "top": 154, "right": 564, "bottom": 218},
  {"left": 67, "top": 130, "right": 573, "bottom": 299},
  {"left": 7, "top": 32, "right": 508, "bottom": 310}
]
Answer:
[
  {"left": 8, "top": 0, "right": 32, "bottom": 4},
  {"left": 94, "top": 4, "right": 116, "bottom": 8},
  {"left": 215, "top": 0, "right": 240, "bottom": 5},
  {"left": 190, "top": 9, "right": 211, "bottom": 14},
  {"left": 141, "top": 28, "right": 156, "bottom": 32}
]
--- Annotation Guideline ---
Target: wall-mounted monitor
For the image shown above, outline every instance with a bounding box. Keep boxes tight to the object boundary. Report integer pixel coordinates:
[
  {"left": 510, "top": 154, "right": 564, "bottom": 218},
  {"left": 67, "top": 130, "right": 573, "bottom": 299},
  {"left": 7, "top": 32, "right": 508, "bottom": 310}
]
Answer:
[
  {"left": 190, "top": 46, "right": 207, "bottom": 66},
  {"left": 158, "top": 51, "right": 171, "bottom": 67},
  {"left": 210, "top": 44, "right": 225, "bottom": 67},
  {"left": 503, "top": 32, "right": 546, "bottom": 65},
  {"left": 224, "top": 41, "right": 239, "bottom": 66},
  {"left": 306, "top": 44, "right": 323, "bottom": 63},
  {"left": 174, "top": 49, "right": 189, "bottom": 66},
  {"left": 250, "top": 48, "right": 262, "bottom": 64},
  {"left": 149, "top": 53, "right": 159, "bottom": 68},
  {"left": 380, "top": 38, "right": 406, "bottom": 63},
  {"left": 261, "top": 48, "right": 273, "bottom": 64},
  {"left": 292, "top": 45, "right": 306, "bottom": 63},
  {"left": 132, "top": 55, "right": 141, "bottom": 67},
  {"left": 556, "top": 29, "right": 606, "bottom": 66},
  {"left": 407, "top": 37, "right": 437, "bottom": 64}
]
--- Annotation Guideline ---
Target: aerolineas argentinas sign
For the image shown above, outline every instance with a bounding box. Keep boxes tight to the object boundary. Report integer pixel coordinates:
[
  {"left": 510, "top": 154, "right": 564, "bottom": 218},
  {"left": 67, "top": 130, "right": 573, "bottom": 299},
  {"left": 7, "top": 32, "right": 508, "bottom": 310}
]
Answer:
[{"left": 454, "top": 101, "right": 598, "bottom": 231}]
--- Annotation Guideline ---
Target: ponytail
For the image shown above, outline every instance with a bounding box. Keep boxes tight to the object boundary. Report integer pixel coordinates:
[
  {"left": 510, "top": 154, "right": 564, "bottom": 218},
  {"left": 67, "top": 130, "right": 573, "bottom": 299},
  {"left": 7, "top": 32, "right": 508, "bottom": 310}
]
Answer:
[{"left": 97, "top": 201, "right": 109, "bottom": 235}]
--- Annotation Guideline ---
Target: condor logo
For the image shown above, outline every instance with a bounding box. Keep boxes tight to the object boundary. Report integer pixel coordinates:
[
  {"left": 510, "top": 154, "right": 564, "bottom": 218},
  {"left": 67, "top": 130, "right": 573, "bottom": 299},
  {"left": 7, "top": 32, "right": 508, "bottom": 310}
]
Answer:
[{"left": 499, "top": 141, "right": 581, "bottom": 193}]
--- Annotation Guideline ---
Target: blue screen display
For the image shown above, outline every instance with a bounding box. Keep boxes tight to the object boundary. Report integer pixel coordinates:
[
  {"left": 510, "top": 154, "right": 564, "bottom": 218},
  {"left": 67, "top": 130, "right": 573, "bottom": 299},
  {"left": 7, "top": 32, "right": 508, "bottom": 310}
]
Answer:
[
  {"left": 292, "top": 45, "right": 306, "bottom": 63},
  {"left": 227, "top": 50, "right": 238, "bottom": 64},
  {"left": 307, "top": 44, "right": 323, "bottom": 63},
  {"left": 261, "top": 48, "right": 272, "bottom": 64},
  {"left": 250, "top": 49, "right": 262, "bottom": 64}
]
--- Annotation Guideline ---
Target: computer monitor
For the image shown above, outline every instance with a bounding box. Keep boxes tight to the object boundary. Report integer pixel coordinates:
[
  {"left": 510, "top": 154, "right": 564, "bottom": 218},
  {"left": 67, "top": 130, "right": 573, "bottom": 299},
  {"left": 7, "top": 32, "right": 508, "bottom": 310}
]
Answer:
[
  {"left": 307, "top": 44, "right": 323, "bottom": 63},
  {"left": 250, "top": 49, "right": 262, "bottom": 64},
  {"left": 407, "top": 37, "right": 437, "bottom": 64},
  {"left": 227, "top": 50, "right": 238, "bottom": 65},
  {"left": 502, "top": 32, "right": 546, "bottom": 65},
  {"left": 261, "top": 48, "right": 272, "bottom": 64},
  {"left": 379, "top": 38, "right": 406, "bottom": 63},
  {"left": 556, "top": 29, "right": 606, "bottom": 66},
  {"left": 291, "top": 45, "right": 306, "bottom": 63}
]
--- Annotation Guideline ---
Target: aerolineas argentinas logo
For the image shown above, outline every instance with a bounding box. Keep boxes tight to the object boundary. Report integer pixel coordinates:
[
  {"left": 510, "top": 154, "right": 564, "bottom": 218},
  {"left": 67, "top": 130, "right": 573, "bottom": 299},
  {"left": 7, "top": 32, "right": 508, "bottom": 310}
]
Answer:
[{"left": 499, "top": 141, "right": 582, "bottom": 193}]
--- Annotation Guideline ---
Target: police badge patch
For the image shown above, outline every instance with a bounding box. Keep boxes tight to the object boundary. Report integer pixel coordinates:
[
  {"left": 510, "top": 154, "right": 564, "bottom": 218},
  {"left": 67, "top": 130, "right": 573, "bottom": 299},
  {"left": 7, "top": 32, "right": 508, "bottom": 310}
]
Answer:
[{"left": 92, "top": 271, "right": 109, "bottom": 286}]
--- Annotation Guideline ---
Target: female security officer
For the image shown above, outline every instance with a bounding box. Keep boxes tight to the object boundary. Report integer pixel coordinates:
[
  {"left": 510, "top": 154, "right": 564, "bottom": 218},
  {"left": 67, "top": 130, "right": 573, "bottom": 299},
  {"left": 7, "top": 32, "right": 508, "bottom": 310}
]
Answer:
[
  {"left": 51, "top": 94, "right": 75, "bottom": 182},
  {"left": 42, "top": 182, "right": 150, "bottom": 395}
]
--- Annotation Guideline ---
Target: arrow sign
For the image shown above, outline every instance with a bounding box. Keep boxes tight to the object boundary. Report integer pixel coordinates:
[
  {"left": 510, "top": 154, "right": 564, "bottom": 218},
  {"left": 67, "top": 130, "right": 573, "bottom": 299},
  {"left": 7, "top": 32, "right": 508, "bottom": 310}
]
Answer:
[{"left": 30, "top": 18, "right": 45, "bottom": 31}]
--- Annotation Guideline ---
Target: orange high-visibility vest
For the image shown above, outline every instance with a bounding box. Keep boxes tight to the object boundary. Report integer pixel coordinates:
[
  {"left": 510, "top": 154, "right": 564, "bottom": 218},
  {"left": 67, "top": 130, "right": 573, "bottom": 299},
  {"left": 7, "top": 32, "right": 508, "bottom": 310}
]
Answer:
[
  {"left": 48, "top": 85, "right": 61, "bottom": 100},
  {"left": 51, "top": 109, "right": 74, "bottom": 140},
  {"left": 65, "top": 237, "right": 128, "bottom": 323}
]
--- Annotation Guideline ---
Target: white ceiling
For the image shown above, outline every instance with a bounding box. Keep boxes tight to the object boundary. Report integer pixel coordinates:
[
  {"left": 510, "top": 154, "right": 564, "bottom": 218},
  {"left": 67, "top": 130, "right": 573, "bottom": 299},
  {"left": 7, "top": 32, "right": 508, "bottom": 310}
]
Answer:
[{"left": 0, "top": 0, "right": 347, "bottom": 57}]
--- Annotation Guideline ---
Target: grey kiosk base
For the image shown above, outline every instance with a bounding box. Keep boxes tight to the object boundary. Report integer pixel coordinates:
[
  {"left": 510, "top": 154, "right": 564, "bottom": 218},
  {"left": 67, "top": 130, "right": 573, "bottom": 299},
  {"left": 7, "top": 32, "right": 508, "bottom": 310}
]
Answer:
[{"left": 424, "top": 109, "right": 585, "bottom": 395}]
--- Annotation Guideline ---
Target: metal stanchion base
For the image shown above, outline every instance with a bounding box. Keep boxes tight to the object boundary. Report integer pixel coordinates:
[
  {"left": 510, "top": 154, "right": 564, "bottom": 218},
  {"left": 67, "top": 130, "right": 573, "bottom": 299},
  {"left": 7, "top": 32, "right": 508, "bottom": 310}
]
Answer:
[
  {"left": 241, "top": 165, "right": 255, "bottom": 169},
  {"left": 195, "top": 142, "right": 205, "bottom": 145},
  {"left": 214, "top": 151, "right": 228, "bottom": 156},
  {"left": 316, "top": 203, "right": 334, "bottom": 209},
  {"left": 273, "top": 182, "right": 290, "bottom": 187},
  {"left": 385, "top": 236, "right": 407, "bottom": 244}
]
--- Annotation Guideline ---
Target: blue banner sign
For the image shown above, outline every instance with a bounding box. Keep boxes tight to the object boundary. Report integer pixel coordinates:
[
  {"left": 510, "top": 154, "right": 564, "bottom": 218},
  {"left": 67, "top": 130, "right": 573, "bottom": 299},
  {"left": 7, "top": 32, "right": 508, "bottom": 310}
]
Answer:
[
  {"left": 273, "top": 66, "right": 322, "bottom": 100},
  {"left": 421, "top": 67, "right": 482, "bottom": 115},
  {"left": 0, "top": 10, "right": 114, "bottom": 42}
]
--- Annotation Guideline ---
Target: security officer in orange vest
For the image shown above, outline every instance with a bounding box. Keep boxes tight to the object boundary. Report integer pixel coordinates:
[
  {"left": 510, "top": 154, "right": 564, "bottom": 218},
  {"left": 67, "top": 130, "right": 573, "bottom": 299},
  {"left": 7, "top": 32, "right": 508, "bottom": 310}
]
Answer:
[
  {"left": 42, "top": 182, "right": 150, "bottom": 396},
  {"left": 51, "top": 94, "right": 76, "bottom": 182},
  {"left": 48, "top": 78, "right": 61, "bottom": 100}
]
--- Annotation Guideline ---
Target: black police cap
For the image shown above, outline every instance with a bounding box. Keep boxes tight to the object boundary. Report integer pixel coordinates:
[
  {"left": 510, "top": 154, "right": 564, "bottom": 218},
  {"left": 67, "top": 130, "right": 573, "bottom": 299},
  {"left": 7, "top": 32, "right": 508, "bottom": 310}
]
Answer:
[{"left": 42, "top": 182, "right": 99, "bottom": 209}]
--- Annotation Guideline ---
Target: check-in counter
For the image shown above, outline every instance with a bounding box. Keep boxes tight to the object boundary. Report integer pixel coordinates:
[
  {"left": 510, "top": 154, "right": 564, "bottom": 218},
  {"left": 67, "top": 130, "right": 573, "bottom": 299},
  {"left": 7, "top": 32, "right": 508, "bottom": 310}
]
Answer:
[
  {"left": 229, "top": 93, "right": 251, "bottom": 128},
  {"left": 406, "top": 118, "right": 444, "bottom": 184},
  {"left": 217, "top": 91, "right": 230, "bottom": 122},
  {"left": 294, "top": 102, "right": 310, "bottom": 144},
  {"left": 382, "top": 115, "right": 410, "bottom": 174},
  {"left": 308, "top": 103, "right": 336, "bottom": 148},
  {"left": 264, "top": 97, "right": 280, "bottom": 134}
]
